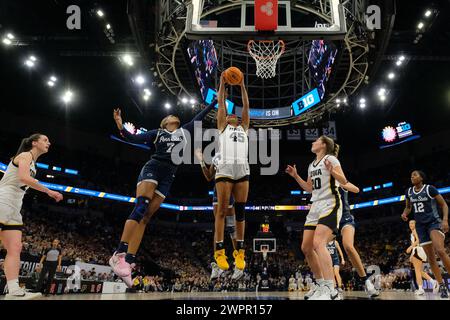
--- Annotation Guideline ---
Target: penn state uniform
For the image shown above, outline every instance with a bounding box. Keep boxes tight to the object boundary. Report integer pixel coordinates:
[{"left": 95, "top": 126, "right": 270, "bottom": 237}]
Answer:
[
  {"left": 305, "top": 155, "right": 343, "bottom": 233},
  {"left": 215, "top": 124, "right": 250, "bottom": 183},
  {"left": 406, "top": 184, "right": 443, "bottom": 246},
  {"left": 338, "top": 187, "right": 356, "bottom": 232},
  {"left": 0, "top": 153, "right": 36, "bottom": 230},
  {"left": 120, "top": 103, "right": 214, "bottom": 198},
  {"left": 410, "top": 232, "right": 427, "bottom": 262},
  {"left": 326, "top": 241, "right": 340, "bottom": 267}
]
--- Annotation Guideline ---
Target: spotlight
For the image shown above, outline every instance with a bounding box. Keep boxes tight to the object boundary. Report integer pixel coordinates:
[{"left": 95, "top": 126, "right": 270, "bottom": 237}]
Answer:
[
  {"left": 336, "top": 99, "right": 341, "bottom": 103},
  {"left": 378, "top": 88, "right": 386, "bottom": 96},
  {"left": 399, "top": 56, "right": 405, "bottom": 61},
  {"left": 106, "top": 24, "right": 111, "bottom": 30},
  {"left": 380, "top": 95, "right": 386, "bottom": 101},
  {"left": 135, "top": 75, "right": 146, "bottom": 86},
  {"left": 30, "top": 56, "right": 37, "bottom": 62},
  {"left": 190, "top": 98, "right": 196, "bottom": 104},
  {"left": 164, "top": 103, "right": 171, "bottom": 109},
  {"left": 50, "top": 76, "right": 57, "bottom": 82},
  {"left": 96, "top": 10, "right": 104, "bottom": 17},
  {"left": 2, "top": 38, "right": 12, "bottom": 46},
  {"left": 359, "top": 98, "right": 366, "bottom": 104},
  {"left": 121, "top": 54, "right": 134, "bottom": 66},
  {"left": 181, "top": 97, "right": 188, "bottom": 104},
  {"left": 396, "top": 60, "right": 403, "bottom": 66},
  {"left": 25, "top": 59, "right": 35, "bottom": 68},
  {"left": 360, "top": 103, "right": 366, "bottom": 109},
  {"left": 417, "top": 22, "right": 424, "bottom": 30},
  {"left": 61, "top": 90, "right": 74, "bottom": 104},
  {"left": 388, "top": 72, "right": 395, "bottom": 80},
  {"left": 336, "top": 104, "right": 340, "bottom": 108},
  {"left": 47, "top": 81, "right": 55, "bottom": 87},
  {"left": 343, "top": 98, "right": 347, "bottom": 104},
  {"left": 425, "top": 10, "right": 432, "bottom": 17},
  {"left": 143, "top": 95, "right": 150, "bottom": 101},
  {"left": 191, "top": 105, "right": 195, "bottom": 109},
  {"left": 7, "top": 33, "right": 14, "bottom": 39},
  {"left": 143, "top": 89, "right": 151, "bottom": 96}
]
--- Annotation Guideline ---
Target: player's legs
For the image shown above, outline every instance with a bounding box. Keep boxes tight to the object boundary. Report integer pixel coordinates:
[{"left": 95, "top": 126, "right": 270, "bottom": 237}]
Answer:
[
  {"left": 333, "top": 265, "right": 342, "bottom": 288},
  {"left": 227, "top": 207, "right": 238, "bottom": 250},
  {"left": 231, "top": 180, "right": 249, "bottom": 271},
  {"left": 0, "top": 230, "right": 23, "bottom": 293},
  {"left": 313, "top": 225, "right": 335, "bottom": 283},
  {"left": 422, "top": 244, "right": 443, "bottom": 283},
  {"left": 341, "top": 225, "right": 367, "bottom": 277},
  {"left": 301, "top": 229, "right": 323, "bottom": 279},
  {"left": 214, "top": 180, "right": 233, "bottom": 270},
  {"left": 430, "top": 230, "right": 450, "bottom": 274},
  {"left": 411, "top": 255, "right": 424, "bottom": 291}
]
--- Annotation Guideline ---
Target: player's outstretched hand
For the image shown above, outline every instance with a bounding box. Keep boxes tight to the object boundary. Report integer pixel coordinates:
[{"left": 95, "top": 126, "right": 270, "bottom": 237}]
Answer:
[
  {"left": 47, "top": 190, "right": 63, "bottom": 202},
  {"left": 401, "top": 212, "right": 408, "bottom": 221},
  {"left": 324, "top": 158, "right": 334, "bottom": 172},
  {"left": 285, "top": 165, "right": 298, "bottom": 178}
]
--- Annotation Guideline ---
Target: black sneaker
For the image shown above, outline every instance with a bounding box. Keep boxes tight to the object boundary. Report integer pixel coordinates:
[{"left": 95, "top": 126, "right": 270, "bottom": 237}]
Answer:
[{"left": 439, "top": 284, "right": 448, "bottom": 298}]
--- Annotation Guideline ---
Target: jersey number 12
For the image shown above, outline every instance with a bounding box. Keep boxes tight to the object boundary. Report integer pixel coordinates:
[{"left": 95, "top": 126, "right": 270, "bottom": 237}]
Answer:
[{"left": 413, "top": 202, "right": 425, "bottom": 213}]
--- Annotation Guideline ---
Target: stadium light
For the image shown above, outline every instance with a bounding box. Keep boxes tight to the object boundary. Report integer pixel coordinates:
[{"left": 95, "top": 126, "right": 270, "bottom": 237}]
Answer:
[
  {"left": 191, "top": 105, "right": 195, "bottom": 109},
  {"left": 164, "top": 103, "right": 171, "bottom": 109},
  {"left": 359, "top": 98, "right": 366, "bottom": 104},
  {"left": 379, "top": 95, "right": 386, "bottom": 101},
  {"left": 378, "top": 88, "right": 386, "bottom": 96},
  {"left": 121, "top": 54, "right": 134, "bottom": 66},
  {"left": 50, "top": 76, "right": 57, "bottom": 82},
  {"left": 399, "top": 56, "right": 405, "bottom": 61},
  {"left": 96, "top": 10, "right": 104, "bottom": 17},
  {"left": 388, "top": 72, "right": 395, "bottom": 80},
  {"left": 7, "top": 33, "right": 14, "bottom": 39},
  {"left": 360, "top": 103, "right": 366, "bottom": 109},
  {"left": 181, "top": 97, "right": 188, "bottom": 104},
  {"left": 396, "top": 60, "right": 403, "bottom": 66},
  {"left": 424, "top": 10, "right": 432, "bottom": 17},
  {"left": 343, "top": 98, "right": 347, "bottom": 104},
  {"left": 143, "top": 95, "right": 150, "bottom": 101},
  {"left": 417, "top": 22, "right": 424, "bottom": 30},
  {"left": 336, "top": 99, "right": 341, "bottom": 104},
  {"left": 61, "top": 90, "right": 74, "bottom": 104},
  {"left": 106, "top": 24, "right": 111, "bottom": 30},
  {"left": 143, "top": 89, "right": 151, "bottom": 96},
  {"left": 2, "top": 38, "right": 12, "bottom": 46},
  {"left": 190, "top": 98, "right": 196, "bottom": 104},
  {"left": 47, "top": 81, "right": 55, "bottom": 87},
  {"left": 135, "top": 75, "right": 146, "bottom": 86},
  {"left": 25, "top": 59, "right": 35, "bottom": 68}
]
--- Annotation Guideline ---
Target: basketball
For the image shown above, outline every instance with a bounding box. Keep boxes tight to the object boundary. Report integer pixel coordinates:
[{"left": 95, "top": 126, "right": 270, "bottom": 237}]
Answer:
[{"left": 224, "top": 67, "right": 243, "bottom": 85}]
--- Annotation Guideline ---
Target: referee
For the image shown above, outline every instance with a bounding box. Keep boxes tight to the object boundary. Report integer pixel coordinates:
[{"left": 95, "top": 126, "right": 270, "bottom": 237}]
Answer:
[{"left": 36, "top": 239, "right": 62, "bottom": 295}]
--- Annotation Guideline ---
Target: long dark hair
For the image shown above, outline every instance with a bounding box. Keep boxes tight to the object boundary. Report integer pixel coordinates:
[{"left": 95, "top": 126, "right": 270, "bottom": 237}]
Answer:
[{"left": 12, "top": 133, "right": 43, "bottom": 160}]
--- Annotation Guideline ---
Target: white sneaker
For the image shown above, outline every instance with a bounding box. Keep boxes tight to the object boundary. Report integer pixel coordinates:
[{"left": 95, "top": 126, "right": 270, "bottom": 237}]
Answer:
[
  {"left": 231, "top": 267, "right": 244, "bottom": 281},
  {"left": 365, "top": 279, "right": 380, "bottom": 297},
  {"left": 210, "top": 262, "right": 224, "bottom": 280},
  {"left": 430, "top": 279, "right": 439, "bottom": 294},
  {"left": 109, "top": 252, "right": 131, "bottom": 278},
  {"left": 331, "top": 288, "right": 342, "bottom": 300},
  {"left": 304, "top": 282, "right": 318, "bottom": 300},
  {"left": 309, "top": 285, "right": 332, "bottom": 300},
  {"left": 414, "top": 288, "right": 425, "bottom": 295},
  {"left": 5, "top": 288, "right": 42, "bottom": 300}
]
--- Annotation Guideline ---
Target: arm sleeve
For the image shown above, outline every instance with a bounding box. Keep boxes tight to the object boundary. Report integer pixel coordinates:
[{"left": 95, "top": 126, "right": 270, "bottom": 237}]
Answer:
[
  {"left": 327, "top": 155, "right": 341, "bottom": 167},
  {"left": 119, "top": 128, "right": 158, "bottom": 144},
  {"left": 182, "top": 101, "right": 216, "bottom": 133},
  {"left": 428, "top": 185, "right": 440, "bottom": 198}
]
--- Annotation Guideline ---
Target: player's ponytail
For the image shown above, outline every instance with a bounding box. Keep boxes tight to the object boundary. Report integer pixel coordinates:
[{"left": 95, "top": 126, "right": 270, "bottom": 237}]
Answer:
[
  {"left": 320, "top": 135, "right": 339, "bottom": 157},
  {"left": 12, "top": 133, "right": 42, "bottom": 160}
]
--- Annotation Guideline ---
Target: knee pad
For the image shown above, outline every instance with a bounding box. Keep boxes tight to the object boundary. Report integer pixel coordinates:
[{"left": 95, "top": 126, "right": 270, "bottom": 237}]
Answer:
[
  {"left": 129, "top": 196, "right": 151, "bottom": 222},
  {"left": 234, "top": 202, "right": 246, "bottom": 222}
]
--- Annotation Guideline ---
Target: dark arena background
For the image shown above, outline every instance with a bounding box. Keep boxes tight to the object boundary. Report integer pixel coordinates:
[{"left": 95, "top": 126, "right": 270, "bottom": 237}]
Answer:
[{"left": 1, "top": 0, "right": 450, "bottom": 316}]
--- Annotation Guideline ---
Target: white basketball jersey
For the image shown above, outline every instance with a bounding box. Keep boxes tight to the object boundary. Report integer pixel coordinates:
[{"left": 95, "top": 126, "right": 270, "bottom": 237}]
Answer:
[
  {"left": 308, "top": 155, "right": 341, "bottom": 202},
  {"left": 0, "top": 158, "right": 36, "bottom": 210},
  {"left": 218, "top": 125, "right": 249, "bottom": 165}
]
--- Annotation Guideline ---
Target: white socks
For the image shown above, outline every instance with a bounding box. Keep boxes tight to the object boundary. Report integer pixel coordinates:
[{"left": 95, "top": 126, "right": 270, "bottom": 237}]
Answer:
[{"left": 7, "top": 279, "right": 20, "bottom": 293}]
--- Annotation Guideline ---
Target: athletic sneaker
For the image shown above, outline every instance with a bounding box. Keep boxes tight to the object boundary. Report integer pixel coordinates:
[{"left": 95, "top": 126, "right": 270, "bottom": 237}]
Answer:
[
  {"left": 365, "top": 279, "right": 380, "bottom": 297},
  {"left": 214, "top": 249, "right": 229, "bottom": 271},
  {"left": 5, "top": 287, "right": 42, "bottom": 300},
  {"left": 304, "top": 282, "right": 318, "bottom": 300},
  {"left": 331, "top": 288, "right": 342, "bottom": 300},
  {"left": 310, "top": 285, "right": 337, "bottom": 300},
  {"left": 233, "top": 249, "right": 246, "bottom": 270},
  {"left": 109, "top": 251, "right": 131, "bottom": 277},
  {"left": 439, "top": 283, "right": 449, "bottom": 298},
  {"left": 414, "top": 288, "right": 425, "bottom": 295},
  {"left": 338, "top": 287, "right": 344, "bottom": 300},
  {"left": 430, "top": 279, "right": 439, "bottom": 294},
  {"left": 121, "top": 274, "right": 134, "bottom": 288},
  {"left": 231, "top": 265, "right": 244, "bottom": 281},
  {"left": 210, "top": 262, "right": 224, "bottom": 280}
]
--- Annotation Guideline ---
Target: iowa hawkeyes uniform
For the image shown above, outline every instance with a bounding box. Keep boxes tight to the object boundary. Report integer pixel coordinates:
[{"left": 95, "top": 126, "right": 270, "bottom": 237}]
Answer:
[
  {"left": 305, "top": 155, "right": 342, "bottom": 233},
  {"left": 0, "top": 153, "right": 36, "bottom": 230}
]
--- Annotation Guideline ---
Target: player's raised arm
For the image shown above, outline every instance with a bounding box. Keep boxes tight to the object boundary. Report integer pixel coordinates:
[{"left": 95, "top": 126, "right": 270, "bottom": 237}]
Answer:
[
  {"left": 239, "top": 75, "right": 250, "bottom": 131},
  {"left": 114, "top": 108, "right": 157, "bottom": 144},
  {"left": 217, "top": 72, "right": 227, "bottom": 131},
  {"left": 285, "top": 164, "right": 313, "bottom": 193}
]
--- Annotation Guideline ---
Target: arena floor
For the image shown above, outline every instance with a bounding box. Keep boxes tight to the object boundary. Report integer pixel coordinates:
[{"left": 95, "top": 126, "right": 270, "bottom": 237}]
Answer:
[{"left": 30, "top": 291, "right": 446, "bottom": 300}]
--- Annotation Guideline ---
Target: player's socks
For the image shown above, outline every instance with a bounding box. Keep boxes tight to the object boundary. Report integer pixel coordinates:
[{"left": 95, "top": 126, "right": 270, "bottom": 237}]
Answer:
[
  {"left": 215, "top": 241, "right": 224, "bottom": 250},
  {"left": 236, "top": 240, "right": 244, "bottom": 250},
  {"left": 125, "top": 253, "right": 136, "bottom": 265}
]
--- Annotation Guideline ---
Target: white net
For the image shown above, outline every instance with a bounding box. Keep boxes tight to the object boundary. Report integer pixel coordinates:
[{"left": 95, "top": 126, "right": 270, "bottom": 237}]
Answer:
[
  {"left": 248, "top": 40, "right": 285, "bottom": 79},
  {"left": 262, "top": 248, "right": 269, "bottom": 261}
]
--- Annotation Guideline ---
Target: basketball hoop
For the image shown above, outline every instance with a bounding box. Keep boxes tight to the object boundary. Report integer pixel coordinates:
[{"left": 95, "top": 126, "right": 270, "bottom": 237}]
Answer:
[{"left": 248, "top": 40, "right": 285, "bottom": 79}]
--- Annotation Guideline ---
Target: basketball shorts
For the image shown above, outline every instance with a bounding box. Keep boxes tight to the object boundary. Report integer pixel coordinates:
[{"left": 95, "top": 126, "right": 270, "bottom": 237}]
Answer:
[
  {"left": 339, "top": 211, "right": 356, "bottom": 233},
  {"left": 212, "top": 185, "right": 235, "bottom": 208},
  {"left": 304, "top": 199, "right": 342, "bottom": 234},
  {"left": 411, "top": 246, "right": 427, "bottom": 262},
  {"left": 137, "top": 159, "right": 177, "bottom": 198},
  {"left": 0, "top": 203, "right": 24, "bottom": 231},
  {"left": 416, "top": 219, "right": 445, "bottom": 246},
  {"left": 331, "top": 252, "right": 340, "bottom": 267},
  {"left": 215, "top": 162, "right": 250, "bottom": 183}
]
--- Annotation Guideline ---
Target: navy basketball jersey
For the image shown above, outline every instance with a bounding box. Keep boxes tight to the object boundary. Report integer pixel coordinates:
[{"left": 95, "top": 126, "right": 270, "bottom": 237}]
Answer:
[
  {"left": 326, "top": 241, "right": 337, "bottom": 256},
  {"left": 406, "top": 184, "right": 440, "bottom": 224},
  {"left": 151, "top": 128, "right": 187, "bottom": 163}
]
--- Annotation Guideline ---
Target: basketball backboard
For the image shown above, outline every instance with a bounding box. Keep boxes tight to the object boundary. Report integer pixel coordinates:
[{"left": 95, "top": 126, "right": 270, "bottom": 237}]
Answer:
[{"left": 186, "top": 0, "right": 347, "bottom": 40}]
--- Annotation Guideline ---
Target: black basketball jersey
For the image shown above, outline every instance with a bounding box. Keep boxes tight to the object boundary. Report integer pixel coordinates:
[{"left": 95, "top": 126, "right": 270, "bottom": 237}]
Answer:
[{"left": 339, "top": 187, "right": 351, "bottom": 214}]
